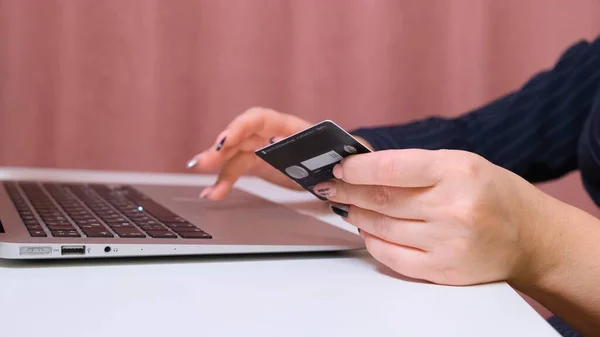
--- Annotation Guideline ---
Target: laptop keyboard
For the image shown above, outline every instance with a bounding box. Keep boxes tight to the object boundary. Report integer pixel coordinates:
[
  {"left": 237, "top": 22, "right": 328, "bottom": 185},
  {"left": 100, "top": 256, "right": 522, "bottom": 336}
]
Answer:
[{"left": 3, "top": 182, "right": 212, "bottom": 239}]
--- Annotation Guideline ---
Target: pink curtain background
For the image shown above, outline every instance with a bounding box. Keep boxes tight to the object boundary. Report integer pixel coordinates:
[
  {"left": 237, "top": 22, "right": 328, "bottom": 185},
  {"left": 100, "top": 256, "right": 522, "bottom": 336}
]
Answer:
[{"left": 2, "top": 0, "right": 600, "bottom": 320}]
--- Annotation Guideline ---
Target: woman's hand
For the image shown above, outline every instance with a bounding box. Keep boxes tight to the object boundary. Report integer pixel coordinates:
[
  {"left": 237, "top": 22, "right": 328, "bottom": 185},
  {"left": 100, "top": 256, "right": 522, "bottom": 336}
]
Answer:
[
  {"left": 313, "top": 148, "right": 554, "bottom": 286},
  {"left": 187, "top": 107, "right": 313, "bottom": 200}
]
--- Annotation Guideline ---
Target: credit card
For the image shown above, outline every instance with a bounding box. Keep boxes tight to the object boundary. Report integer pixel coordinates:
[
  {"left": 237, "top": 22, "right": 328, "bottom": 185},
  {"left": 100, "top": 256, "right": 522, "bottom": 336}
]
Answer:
[{"left": 255, "top": 120, "right": 372, "bottom": 200}]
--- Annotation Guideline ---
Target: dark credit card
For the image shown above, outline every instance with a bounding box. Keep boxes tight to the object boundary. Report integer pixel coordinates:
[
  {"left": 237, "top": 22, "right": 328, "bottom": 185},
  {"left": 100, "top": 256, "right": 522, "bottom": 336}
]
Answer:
[{"left": 255, "top": 120, "right": 372, "bottom": 200}]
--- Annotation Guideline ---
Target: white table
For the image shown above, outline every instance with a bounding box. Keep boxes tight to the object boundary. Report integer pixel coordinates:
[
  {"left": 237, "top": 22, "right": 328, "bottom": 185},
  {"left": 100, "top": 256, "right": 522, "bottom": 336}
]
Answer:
[{"left": 0, "top": 167, "right": 559, "bottom": 337}]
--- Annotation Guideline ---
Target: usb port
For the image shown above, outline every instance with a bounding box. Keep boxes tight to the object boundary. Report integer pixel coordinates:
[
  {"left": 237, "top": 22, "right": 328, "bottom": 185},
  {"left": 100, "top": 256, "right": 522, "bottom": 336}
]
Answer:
[{"left": 61, "top": 245, "right": 86, "bottom": 255}]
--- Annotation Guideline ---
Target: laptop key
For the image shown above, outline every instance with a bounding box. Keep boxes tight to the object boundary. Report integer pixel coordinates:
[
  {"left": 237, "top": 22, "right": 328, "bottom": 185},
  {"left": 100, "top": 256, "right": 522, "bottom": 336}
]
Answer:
[
  {"left": 44, "top": 220, "right": 72, "bottom": 226},
  {"left": 138, "top": 225, "right": 168, "bottom": 231},
  {"left": 146, "top": 231, "right": 177, "bottom": 238},
  {"left": 106, "top": 222, "right": 134, "bottom": 228},
  {"left": 129, "top": 216, "right": 151, "bottom": 222},
  {"left": 79, "top": 223, "right": 105, "bottom": 229},
  {"left": 52, "top": 230, "right": 81, "bottom": 237},
  {"left": 24, "top": 220, "right": 40, "bottom": 226},
  {"left": 173, "top": 227, "right": 205, "bottom": 233},
  {"left": 29, "top": 230, "right": 47, "bottom": 237},
  {"left": 47, "top": 225, "right": 75, "bottom": 231},
  {"left": 103, "top": 217, "right": 127, "bottom": 223},
  {"left": 159, "top": 216, "right": 189, "bottom": 223},
  {"left": 132, "top": 219, "right": 161, "bottom": 226},
  {"left": 119, "top": 232, "right": 146, "bottom": 238},
  {"left": 77, "top": 217, "right": 98, "bottom": 222},
  {"left": 114, "top": 228, "right": 145, "bottom": 238},
  {"left": 179, "top": 231, "right": 212, "bottom": 239},
  {"left": 26, "top": 224, "right": 43, "bottom": 231},
  {"left": 164, "top": 223, "right": 195, "bottom": 228},
  {"left": 83, "top": 230, "right": 114, "bottom": 238}
]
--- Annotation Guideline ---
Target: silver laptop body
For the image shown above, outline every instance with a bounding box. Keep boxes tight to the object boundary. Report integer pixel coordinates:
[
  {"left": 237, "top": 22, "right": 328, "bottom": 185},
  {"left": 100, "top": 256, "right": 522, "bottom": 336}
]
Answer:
[{"left": 0, "top": 175, "right": 363, "bottom": 259}]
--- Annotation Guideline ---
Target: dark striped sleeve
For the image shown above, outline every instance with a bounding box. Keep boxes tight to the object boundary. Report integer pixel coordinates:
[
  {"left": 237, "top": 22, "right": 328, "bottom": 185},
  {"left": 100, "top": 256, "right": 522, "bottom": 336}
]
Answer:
[
  {"left": 351, "top": 36, "right": 600, "bottom": 183},
  {"left": 547, "top": 316, "right": 581, "bottom": 337}
]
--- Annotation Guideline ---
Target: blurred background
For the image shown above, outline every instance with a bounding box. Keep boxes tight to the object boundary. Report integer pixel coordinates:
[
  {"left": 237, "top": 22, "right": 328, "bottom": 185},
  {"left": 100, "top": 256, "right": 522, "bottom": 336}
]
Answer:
[{"left": 1, "top": 0, "right": 599, "bottom": 318}]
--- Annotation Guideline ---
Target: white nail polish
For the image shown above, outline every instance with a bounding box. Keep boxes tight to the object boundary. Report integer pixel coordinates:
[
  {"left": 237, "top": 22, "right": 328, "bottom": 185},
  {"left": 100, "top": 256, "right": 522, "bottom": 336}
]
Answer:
[
  {"left": 186, "top": 158, "right": 198, "bottom": 169},
  {"left": 199, "top": 187, "right": 212, "bottom": 198}
]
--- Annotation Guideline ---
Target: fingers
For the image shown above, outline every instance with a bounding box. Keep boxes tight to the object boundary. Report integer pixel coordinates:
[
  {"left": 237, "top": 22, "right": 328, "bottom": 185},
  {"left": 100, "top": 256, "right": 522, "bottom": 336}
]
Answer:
[
  {"left": 203, "top": 151, "right": 258, "bottom": 200},
  {"left": 334, "top": 149, "right": 447, "bottom": 188},
  {"left": 188, "top": 107, "right": 310, "bottom": 173},
  {"left": 361, "top": 230, "right": 430, "bottom": 280},
  {"left": 219, "top": 107, "right": 311, "bottom": 152},
  {"left": 189, "top": 135, "right": 267, "bottom": 172},
  {"left": 335, "top": 204, "right": 432, "bottom": 250},
  {"left": 315, "top": 180, "right": 431, "bottom": 220}
]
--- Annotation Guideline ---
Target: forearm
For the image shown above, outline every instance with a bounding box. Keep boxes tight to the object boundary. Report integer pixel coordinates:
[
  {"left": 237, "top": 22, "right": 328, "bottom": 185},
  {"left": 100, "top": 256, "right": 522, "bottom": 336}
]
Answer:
[
  {"left": 352, "top": 36, "right": 600, "bottom": 183},
  {"left": 510, "top": 195, "right": 600, "bottom": 335}
]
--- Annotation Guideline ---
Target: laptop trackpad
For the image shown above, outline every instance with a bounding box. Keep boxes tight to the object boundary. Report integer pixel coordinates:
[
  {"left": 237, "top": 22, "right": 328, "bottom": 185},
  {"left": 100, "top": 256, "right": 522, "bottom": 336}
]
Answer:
[{"left": 131, "top": 184, "right": 332, "bottom": 244}]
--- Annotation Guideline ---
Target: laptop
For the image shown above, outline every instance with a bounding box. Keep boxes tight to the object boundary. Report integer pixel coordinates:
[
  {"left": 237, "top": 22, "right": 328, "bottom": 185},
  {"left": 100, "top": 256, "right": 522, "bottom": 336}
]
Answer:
[{"left": 0, "top": 176, "right": 364, "bottom": 259}]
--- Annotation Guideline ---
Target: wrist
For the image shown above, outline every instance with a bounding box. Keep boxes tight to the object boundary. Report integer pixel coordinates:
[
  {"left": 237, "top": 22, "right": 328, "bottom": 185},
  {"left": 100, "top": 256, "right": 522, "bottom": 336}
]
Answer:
[
  {"left": 507, "top": 189, "right": 568, "bottom": 290},
  {"left": 508, "top": 193, "right": 600, "bottom": 334}
]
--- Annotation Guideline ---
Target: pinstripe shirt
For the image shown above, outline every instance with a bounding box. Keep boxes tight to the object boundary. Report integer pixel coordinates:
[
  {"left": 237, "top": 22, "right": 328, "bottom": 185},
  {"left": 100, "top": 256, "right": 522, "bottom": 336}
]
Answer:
[
  {"left": 352, "top": 36, "right": 600, "bottom": 206},
  {"left": 351, "top": 36, "right": 600, "bottom": 337}
]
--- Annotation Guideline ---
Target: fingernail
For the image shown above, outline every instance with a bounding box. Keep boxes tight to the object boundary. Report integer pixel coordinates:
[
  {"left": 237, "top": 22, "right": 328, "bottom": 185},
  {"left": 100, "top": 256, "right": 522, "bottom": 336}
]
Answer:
[
  {"left": 330, "top": 203, "right": 348, "bottom": 217},
  {"left": 314, "top": 183, "right": 336, "bottom": 198},
  {"left": 333, "top": 164, "right": 343, "bottom": 179},
  {"left": 199, "top": 186, "right": 213, "bottom": 199},
  {"left": 269, "top": 136, "right": 284, "bottom": 144},
  {"left": 186, "top": 156, "right": 199, "bottom": 169},
  {"left": 215, "top": 137, "right": 227, "bottom": 151}
]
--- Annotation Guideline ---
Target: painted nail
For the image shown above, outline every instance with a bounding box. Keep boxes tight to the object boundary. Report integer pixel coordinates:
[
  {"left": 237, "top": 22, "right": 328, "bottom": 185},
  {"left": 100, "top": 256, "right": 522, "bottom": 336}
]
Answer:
[
  {"left": 215, "top": 136, "right": 227, "bottom": 151},
  {"left": 332, "top": 164, "right": 343, "bottom": 179},
  {"left": 199, "top": 186, "right": 213, "bottom": 199},
  {"left": 330, "top": 203, "right": 348, "bottom": 217},
  {"left": 269, "top": 136, "right": 284, "bottom": 144},
  {"left": 314, "top": 184, "right": 336, "bottom": 198},
  {"left": 186, "top": 157, "right": 199, "bottom": 169}
]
